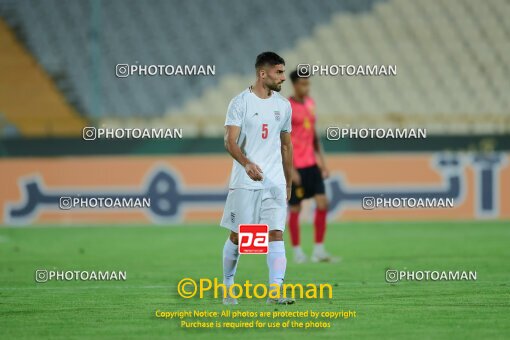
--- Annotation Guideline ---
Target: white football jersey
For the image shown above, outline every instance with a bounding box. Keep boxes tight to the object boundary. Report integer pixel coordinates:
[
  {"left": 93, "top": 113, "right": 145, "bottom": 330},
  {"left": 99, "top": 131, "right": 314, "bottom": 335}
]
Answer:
[{"left": 225, "top": 87, "right": 292, "bottom": 189}]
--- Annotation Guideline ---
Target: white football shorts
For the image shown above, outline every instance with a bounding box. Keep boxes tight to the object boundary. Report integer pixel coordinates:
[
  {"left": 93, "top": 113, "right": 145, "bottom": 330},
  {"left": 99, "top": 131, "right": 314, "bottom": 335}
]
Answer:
[{"left": 220, "top": 185, "right": 287, "bottom": 232}]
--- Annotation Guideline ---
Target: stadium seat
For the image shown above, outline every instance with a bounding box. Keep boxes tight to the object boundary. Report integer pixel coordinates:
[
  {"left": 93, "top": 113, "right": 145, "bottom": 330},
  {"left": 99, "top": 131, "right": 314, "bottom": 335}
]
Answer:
[{"left": 0, "top": 0, "right": 508, "bottom": 136}]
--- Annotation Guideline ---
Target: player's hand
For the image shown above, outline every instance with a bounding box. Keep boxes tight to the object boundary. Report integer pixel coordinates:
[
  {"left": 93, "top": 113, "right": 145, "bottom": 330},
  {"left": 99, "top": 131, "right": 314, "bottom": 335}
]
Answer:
[
  {"left": 286, "top": 185, "right": 292, "bottom": 202},
  {"left": 292, "top": 169, "right": 301, "bottom": 186},
  {"left": 321, "top": 167, "right": 330, "bottom": 179},
  {"left": 245, "top": 162, "right": 263, "bottom": 181}
]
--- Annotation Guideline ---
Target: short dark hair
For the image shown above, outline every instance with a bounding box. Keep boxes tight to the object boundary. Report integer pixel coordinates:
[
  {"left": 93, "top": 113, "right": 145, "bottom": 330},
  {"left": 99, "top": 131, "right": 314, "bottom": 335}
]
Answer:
[
  {"left": 255, "top": 52, "right": 285, "bottom": 69},
  {"left": 290, "top": 70, "right": 300, "bottom": 83},
  {"left": 290, "top": 68, "right": 309, "bottom": 83}
]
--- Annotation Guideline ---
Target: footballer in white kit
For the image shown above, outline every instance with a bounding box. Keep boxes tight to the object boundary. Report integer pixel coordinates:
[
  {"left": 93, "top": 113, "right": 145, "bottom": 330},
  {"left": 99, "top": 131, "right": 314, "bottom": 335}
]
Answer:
[{"left": 220, "top": 52, "right": 295, "bottom": 305}]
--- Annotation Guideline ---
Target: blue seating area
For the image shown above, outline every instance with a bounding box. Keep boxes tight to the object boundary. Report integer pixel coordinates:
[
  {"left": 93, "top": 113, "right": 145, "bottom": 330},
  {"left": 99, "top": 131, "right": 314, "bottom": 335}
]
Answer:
[
  {"left": 0, "top": 0, "right": 383, "bottom": 118},
  {"left": 1, "top": 0, "right": 509, "bottom": 136}
]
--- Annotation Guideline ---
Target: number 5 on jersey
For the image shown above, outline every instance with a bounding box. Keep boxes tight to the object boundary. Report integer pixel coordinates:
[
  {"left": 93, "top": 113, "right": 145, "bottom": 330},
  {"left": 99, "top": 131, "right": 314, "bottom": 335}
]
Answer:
[{"left": 262, "top": 123, "right": 268, "bottom": 139}]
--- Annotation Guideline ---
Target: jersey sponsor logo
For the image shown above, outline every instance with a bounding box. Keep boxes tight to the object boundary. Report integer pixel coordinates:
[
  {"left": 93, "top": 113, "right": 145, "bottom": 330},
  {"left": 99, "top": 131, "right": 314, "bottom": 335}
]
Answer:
[
  {"left": 274, "top": 111, "right": 280, "bottom": 121},
  {"left": 238, "top": 224, "right": 269, "bottom": 254}
]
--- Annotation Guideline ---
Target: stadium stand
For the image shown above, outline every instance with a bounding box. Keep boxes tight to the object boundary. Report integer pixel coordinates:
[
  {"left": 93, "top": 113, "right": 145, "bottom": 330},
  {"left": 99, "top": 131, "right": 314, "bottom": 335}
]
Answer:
[
  {"left": 0, "top": 0, "right": 509, "bottom": 136},
  {"left": 0, "top": 18, "right": 86, "bottom": 137},
  {"left": 157, "top": 0, "right": 510, "bottom": 136}
]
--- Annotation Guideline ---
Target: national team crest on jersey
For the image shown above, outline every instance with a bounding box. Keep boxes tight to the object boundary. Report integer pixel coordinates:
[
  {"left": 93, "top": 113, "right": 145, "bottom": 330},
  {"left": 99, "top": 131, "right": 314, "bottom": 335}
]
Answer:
[
  {"left": 274, "top": 110, "right": 280, "bottom": 121},
  {"left": 307, "top": 104, "right": 315, "bottom": 116}
]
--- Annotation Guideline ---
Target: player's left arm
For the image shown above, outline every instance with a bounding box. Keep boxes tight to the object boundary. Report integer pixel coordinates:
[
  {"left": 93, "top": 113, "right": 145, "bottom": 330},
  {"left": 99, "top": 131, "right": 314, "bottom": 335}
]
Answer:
[
  {"left": 313, "top": 128, "right": 329, "bottom": 179},
  {"left": 280, "top": 131, "right": 293, "bottom": 201}
]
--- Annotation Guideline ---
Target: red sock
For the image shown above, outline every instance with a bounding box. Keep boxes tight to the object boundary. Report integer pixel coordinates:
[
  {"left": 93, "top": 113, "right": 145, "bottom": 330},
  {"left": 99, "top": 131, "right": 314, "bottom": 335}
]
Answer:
[
  {"left": 288, "top": 211, "right": 300, "bottom": 246},
  {"left": 314, "top": 209, "right": 327, "bottom": 244}
]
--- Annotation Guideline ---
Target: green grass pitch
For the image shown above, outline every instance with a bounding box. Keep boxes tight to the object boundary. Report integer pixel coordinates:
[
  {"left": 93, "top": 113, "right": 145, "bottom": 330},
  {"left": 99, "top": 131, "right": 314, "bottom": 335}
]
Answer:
[{"left": 1, "top": 221, "right": 509, "bottom": 339}]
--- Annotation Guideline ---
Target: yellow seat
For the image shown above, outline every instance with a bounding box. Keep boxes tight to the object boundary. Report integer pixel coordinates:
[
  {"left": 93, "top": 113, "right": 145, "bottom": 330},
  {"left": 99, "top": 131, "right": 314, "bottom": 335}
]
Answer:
[{"left": 0, "top": 19, "right": 87, "bottom": 137}]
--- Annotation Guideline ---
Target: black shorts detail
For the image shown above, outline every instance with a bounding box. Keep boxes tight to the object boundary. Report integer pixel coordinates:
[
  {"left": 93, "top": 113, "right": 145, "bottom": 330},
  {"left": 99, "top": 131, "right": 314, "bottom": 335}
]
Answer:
[{"left": 289, "top": 164, "right": 326, "bottom": 205}]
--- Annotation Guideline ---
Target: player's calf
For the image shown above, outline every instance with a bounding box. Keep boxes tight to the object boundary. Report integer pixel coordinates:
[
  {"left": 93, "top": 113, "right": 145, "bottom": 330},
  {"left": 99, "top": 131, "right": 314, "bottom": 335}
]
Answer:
[{"left": 222, "top": 232, "right": 240, "bottom": 304}]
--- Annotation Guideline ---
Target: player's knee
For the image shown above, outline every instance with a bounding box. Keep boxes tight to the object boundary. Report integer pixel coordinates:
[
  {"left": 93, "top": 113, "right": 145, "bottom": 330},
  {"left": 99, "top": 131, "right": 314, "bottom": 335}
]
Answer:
[
  {"left": 268, "top": 230, "right": 283, "bottom": 241},
  {"left": 289, "top": 204, "right": 301, "bottom": 213},
  {"left": 229, "top": 231, "right": 239, "bottom": 245},
  {"left": 316, "top": 195, "right": 329, "bottom": 211},
  {"left": 317, "top": 201, "right": 328, "bottom": 211}
]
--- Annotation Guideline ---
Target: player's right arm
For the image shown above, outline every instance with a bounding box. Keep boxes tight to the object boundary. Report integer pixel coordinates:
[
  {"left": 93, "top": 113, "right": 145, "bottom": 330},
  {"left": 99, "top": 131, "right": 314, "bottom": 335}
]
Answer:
[
  {"left": 291, "top": 167, "right": 301, "bottom": 186},
  {"left": 313, "top": 127, "right": 329, "bottom": 179},
  {"left": 224, "top": 125, "right": 263, "bottom": 181},
  {"left": 224, "top": 95, "right": 263, "bottom": 181}
]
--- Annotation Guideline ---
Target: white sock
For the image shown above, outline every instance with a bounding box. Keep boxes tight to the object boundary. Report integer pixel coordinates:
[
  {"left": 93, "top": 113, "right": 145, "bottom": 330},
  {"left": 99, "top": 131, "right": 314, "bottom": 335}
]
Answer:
[
  {"left": 267, "top": 241, "right": 287, "bottom": 290},
  {"left": 293, "top": 246, "right": 304, "bottom": 255},
  {"left": 223, "top": 238, "right": 239, "bottom": 286},
  {"left": 314, "top": 243, "right": 325, "bottom": 253}
]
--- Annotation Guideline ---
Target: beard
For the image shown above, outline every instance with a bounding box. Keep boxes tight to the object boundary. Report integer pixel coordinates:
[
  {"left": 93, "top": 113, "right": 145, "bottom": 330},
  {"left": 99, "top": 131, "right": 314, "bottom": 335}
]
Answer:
[{"left": 267, "top": 82, "right": 282, "bottom": 92}]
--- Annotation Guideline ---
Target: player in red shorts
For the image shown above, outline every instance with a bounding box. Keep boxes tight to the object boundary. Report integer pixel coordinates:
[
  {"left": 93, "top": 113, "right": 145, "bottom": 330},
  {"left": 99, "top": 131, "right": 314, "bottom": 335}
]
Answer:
[{"left": 287, "top": 69, "right": 336, "bottom": 263}]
